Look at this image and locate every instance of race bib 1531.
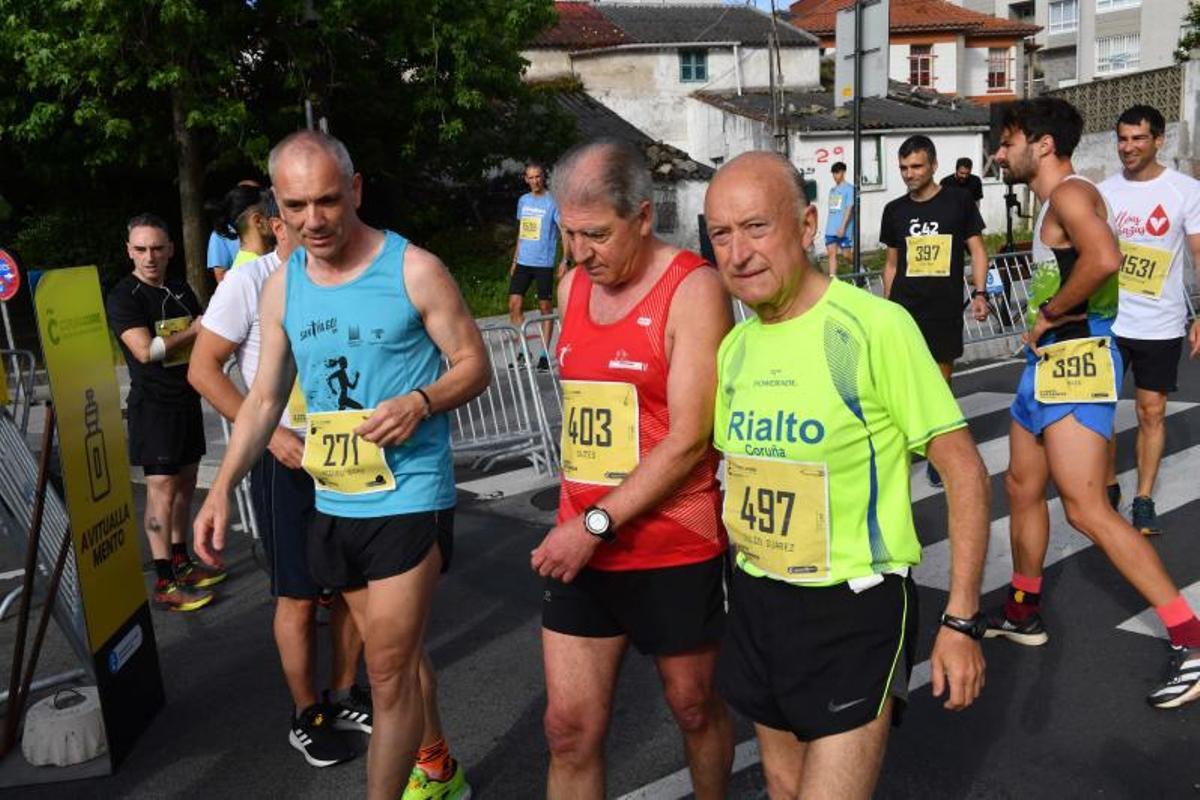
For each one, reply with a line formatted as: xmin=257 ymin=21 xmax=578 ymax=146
xmin=1118 ymin=240 xmax=1172 ymax=299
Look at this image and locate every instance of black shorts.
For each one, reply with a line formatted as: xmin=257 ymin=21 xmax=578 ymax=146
xmin=250 ymin=451 xmax=321 ymax=599
xmin=912 ymin=315 xmax=964 ymax=364
xmin=541 ymin=554 xmax=727 ymax=656
xmin=307 ymin=508 xmax=454 ymax=590
xmin=1116 ymin=336 xmax=1182 ymax=393
xmin=127 ymin=397 xmax=206 ymax=475
xmin=717 ymin=570 xmax=917 ymax=742
xmin=508 ymin=264 xmax=554 ymax=301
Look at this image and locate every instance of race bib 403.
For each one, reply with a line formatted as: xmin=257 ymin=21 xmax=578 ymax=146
xmin=302 ymin=410 xmax=395 ymax=495
xmin=560 ymin=380 xmax=639 ymax=486
xmin=905 ymin=234 xmax=953 ymax=277
xmin=1034 ymin=337 xmax=1117 ymax=405
xmin=723 ymin=455 xmax=830 ymax=582
xmin=1118 ymin=240 xmax=1172 ymax=299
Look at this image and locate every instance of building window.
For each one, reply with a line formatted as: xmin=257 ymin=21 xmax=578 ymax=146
xmin=987 ymin=48 xmax=1011 ymax=90
xmin=679 ymin=49 xmax=708 ymax=83
xmin=654 ymin=184 xmax=678 ymax=233
xmin=1096 ymin=0 xmax=1139 ymax=11
xmin=863 ymin=136 xmax=884 ymax=187
xmin=909 ymin=45 xmax=934 ymax=88
xmin=1048 ymin=0 xmax=1078 ymax=33
xmin=1096 ymin=33 xmax=1140 ymax=74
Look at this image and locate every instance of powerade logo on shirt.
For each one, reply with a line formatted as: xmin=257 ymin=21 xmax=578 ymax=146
xmin=726 ymin=409 xmax=825 ymax=457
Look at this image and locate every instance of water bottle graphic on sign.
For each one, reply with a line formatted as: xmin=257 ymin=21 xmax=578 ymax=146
xmin=84 ymin=389 xmax=111 ymax=501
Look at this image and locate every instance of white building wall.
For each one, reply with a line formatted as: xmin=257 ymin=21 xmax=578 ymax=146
xmin=559 ymin=46 xmax=817 ymax=150
xmin=887 ymin=41 xmax=959 ymax=92
xmin=523 ymin=50 xmax=574 ymax=81
xmin=657 ymin=180 xmax=709 ymax=251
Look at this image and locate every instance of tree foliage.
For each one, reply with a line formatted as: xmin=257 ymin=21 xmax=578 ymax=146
xmin=0 ymin=0 xmax=574 ymax=295
xmin=1177 ymin=0 xmax=1200 ymax=61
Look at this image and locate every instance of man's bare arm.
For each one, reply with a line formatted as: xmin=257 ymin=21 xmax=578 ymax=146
xmin=928 ymin=427 xmax=990 ymax=618
xmin=883 ymin=247 xmax=899 ymax=297
xmin=1188 ymin=233 xmax=1200 ymax=358
xmin=589 ymin=268 xmax=733 ymax=529
xmin=188 ymin=329 xmax=243 ymax=422
xmin=967 ymin=235 xmax=989 ymax=294
xmin=926 ymin=426 xmax=990 ymax=710
xmin=118 ymin=319 xmax=201 ymax=364
xmin=207 ymin=269 xmax=296 ymax=494
xmin=355 ymin=245 xmax=489 ymax=446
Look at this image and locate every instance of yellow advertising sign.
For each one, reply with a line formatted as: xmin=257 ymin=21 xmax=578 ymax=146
xmin=35 ymin=267 xmax=146 ymax=651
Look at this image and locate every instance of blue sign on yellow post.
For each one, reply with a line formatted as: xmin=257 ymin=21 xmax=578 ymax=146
xmin=33 ymin=266 xmax=163 ymax=767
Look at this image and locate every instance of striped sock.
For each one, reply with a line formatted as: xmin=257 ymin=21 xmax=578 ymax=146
xmin=1004 ymin=572 xmax=1043 ymax=622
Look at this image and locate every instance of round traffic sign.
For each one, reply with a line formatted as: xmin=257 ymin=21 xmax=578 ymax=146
xmin=0 ymin=249 xmax=20 ymax=302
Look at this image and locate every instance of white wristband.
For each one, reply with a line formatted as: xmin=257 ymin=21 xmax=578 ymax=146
xmin=148 ymin=336 xmax=167 ymax=362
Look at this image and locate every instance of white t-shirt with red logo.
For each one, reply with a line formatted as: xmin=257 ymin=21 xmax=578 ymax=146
xmin=1100 ymin=167 xmax=1200 ymax=340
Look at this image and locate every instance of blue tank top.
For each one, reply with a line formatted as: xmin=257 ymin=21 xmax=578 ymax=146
xmin=283 ymin=231 xmax=454 ymax=517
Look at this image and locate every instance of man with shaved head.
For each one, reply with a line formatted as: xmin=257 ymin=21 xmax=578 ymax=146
xmin=532 ymin=138 xmax=734 ymax=799
xmin=705 ymin=151 xmax=989 ymax=799
xmin=194 ymin=130 xmax=488 ymax=800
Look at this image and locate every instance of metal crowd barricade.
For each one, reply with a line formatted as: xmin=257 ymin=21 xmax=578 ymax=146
xmin=448 ymin=323 xmax=556 ymax=473
xmin=519 ymin=313 xmax=563 ymax=470
xmin=217 ymin=361 xmax=263 ymax=566
xmin=0 ymin=411 xmax=92 ymax=673
xmin=0 ymin=349 xmax=37 ymax=435
xmin=961 ymin=251 xmax=1034 ymax=345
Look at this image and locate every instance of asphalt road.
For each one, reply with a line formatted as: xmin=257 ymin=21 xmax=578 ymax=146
xmin=4 ymin=351 xmax=1200 ymax=798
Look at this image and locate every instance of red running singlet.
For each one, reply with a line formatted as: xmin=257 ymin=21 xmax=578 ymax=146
xmin=556 ymin=249 xmax=726 ymax=571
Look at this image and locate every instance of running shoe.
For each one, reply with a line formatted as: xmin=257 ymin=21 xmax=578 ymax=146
xmin=536 ymin=354 xmax=551 ymax=373
xmin=1106 ymin=483 xmax=1121 ymax=512
xmin=507 ymin=352 xmax=527 ymax=370
xmin=289 ymin=704 xmax=356 ymax=768
xmin=983 ymin=609 xmax=1049 ymax=646
xmin=1131 ymin=496 xmax=1161 ymax=536
xmin=1147 ymin=646 xmax=1200 ymax=709
xmin=153 ymin=581 xmax=213 ymax=612
xmin=403 ymin=759 xmax=472 ymax=800
xmin=926 ymin=462 xmax=943 ymax=489
xmin=327 ymin=684 xmax=373 ymax=734
xmin=174 ymin=558 xmax=227 ymax=588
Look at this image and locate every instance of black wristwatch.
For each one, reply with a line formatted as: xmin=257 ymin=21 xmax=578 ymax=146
xmin=971 ymin=289 xmax=987 ymax=299
xmin=583 ymin=505 xmax=616 ymax=543
xmin=940 ymin=612 xmax=988 ymax=640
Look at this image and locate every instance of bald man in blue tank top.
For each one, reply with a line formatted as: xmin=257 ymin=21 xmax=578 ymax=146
xmin=194 ymin=131 xmax=489 ymax=799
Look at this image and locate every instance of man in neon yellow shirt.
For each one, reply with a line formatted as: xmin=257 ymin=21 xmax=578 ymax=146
xmin=704 ymin=151 xmax=990 ymax=799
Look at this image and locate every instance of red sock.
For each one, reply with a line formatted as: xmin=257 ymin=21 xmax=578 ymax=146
xmin=1004 ymin=573 xmax=1043 ymax=622
xmin=416 ymin=737 xmax=453 ymax=781
xmin=1155 ymin=596 xmax=1200 ymax=648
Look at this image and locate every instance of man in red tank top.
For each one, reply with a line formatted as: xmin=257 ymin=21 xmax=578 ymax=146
xmin=530 ymin=139 xmax=735 ymax=799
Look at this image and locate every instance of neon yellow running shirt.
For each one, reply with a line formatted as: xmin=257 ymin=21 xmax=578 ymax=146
xmin=714 ymin=278 xmax=966 ymax=587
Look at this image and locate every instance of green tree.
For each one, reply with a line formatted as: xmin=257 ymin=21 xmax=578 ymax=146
xmin=0 ymin=0 xmax=570 ymax=297
xmin=1178 ymin=0 xmax=1200 ymax=61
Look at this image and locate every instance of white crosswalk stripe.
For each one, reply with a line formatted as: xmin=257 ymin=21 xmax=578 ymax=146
xmin=621 ymin=390 xmax=1200 ymax=800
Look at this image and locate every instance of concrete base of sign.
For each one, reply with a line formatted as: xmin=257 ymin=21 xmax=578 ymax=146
xmin=22 ymin=686 xmax=107 ymax=767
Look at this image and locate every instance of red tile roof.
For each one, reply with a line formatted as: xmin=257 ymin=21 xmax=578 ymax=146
xmin=788 ymin=0 xmax=1039 ymax=38
xmin=529 ymin=2 xmax=630 ymax=49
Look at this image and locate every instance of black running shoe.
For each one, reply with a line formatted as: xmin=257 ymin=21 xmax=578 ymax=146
xmin=328 ymin=684 xmax=373 ymax=734
xmin=926 ymin=462 xmax=943 ymax=489
xmin=1131 ymin=496 xmax=1160 ymax=536
xmin=983 ymin=609 xmax=1049 ymax=646
xmin=1106 ymin=483 xmax=1121 ymax=511
xmin=536 ymin=354 xmax=550 ymax=373
xmin=507 ymin=352 xmax=527 ymax=370
xmin=1147 ymin=646 xmax=1200 ymax=709
xmin=289 ymin=705 xmax=355 ymax=768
